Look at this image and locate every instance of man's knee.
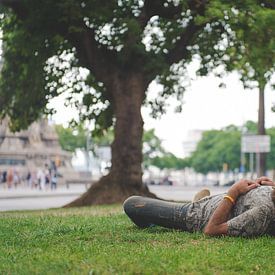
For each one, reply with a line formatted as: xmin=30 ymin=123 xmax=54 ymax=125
xmin=123 ymin=196 xmax=143 ymax=216
xmin=123 ymin=196 xmax=152 ymax=228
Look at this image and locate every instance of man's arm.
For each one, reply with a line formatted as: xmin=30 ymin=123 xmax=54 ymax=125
xmin=203 ymin=179 xmax=260 ymax=236
xmin=226 ymin=204 xmax=273 ymax=237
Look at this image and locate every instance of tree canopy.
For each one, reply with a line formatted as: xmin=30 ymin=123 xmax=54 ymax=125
xmin=219 ymin=6 xmax=275 ymax=176
xmin=55 ymin=124 xmax=87 ymax=152
xmin=151 ymin=153 xmax=188 ymax=170
xmin=1 ymin=1 xmax=273 ymax=130
xmin=190 ymin=126 xmax=241 ymax=174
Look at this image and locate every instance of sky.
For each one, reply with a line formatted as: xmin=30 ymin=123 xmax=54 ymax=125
xmin=49 ymin=65 xmax=275 ymax=158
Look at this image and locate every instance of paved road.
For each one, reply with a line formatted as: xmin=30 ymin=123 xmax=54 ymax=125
xmin=0 ymin=185 xmax=228 ymax=211
xmin=0 ymin=196 xmax=77 ymax=211
xmin=0 ymin=185 xmax=87 ymax=211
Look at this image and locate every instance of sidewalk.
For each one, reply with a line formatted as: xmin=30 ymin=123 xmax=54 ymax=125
xmin=0 ymin=184 xmax=87 ymax=199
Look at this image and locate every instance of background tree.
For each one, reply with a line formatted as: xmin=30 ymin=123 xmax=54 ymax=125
xmin=190 ymin=126 xmax=241 ymax=174
xmin=243 ymin=121 xmax=258 ymax=134
xmin=237 ymin=9 xmax=274 ymax=176
xmin=142 ymin=129 xmax=165 ymax=169
xmin=56 ymin=123 xmax=94 ymax=169
xmin=266 ymin=127 xmax=275 ymax=179
xmin=0 ymin=1 xmax=273 ymax=205
xmin=151 ymin=153 xmax=188 ymax=170
xmin=190 ymin=122 xmax=275 ymax=175
xmin=55 ymin=124 xmax=87 ymax=153
xmin=56 ymin=125 xmax=187 ymax=170
xmin=143 ymin=129 xmax=188 ymax=170
xmin=220 ymin=6 xmax=275 ymax=176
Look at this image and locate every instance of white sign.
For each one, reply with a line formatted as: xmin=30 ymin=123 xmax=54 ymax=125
xmin=241 ymin=135 xmax=271 ymax=153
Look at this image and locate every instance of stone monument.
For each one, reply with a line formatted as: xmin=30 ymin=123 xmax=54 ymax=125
xmin=0 ymin=117 xmax=91 ymax=185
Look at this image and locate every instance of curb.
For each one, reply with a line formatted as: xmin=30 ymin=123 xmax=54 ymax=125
xmin=0 ymin=192 xmax=84 ymax=200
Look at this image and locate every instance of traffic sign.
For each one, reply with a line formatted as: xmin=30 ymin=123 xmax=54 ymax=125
xmin=241 ymin=135 xmax=270 ymax=153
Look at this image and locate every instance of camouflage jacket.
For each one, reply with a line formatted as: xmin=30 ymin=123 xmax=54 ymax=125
xmin=185 ymin=186 xmax=275 ymax=237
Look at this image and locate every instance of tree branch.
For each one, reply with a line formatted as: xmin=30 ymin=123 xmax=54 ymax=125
xmin=187 ymin=0 xmax=209 ymax=16
xmin=262 ymin=0 xmax=275 ymax=9
xmin=165 ymin=0 xmax=209 ymax=65
xmin=67 ymin=27 xmax=118 ymax=82
xmin=165 ymin=20 xmax=204 ymax=65
xmin=0 ymin=0 xmax=28 ymax=18
xmin=138 ymin=0 xmax=182 ymax=29
xmin=0 ymin=0 xmax=118 ymax=85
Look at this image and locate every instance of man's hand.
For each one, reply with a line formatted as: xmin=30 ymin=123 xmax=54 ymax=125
xmin=256 ymin=177 xmax=275 ymax=187
xmin=228 ymin=179 xmax=260 ymax=201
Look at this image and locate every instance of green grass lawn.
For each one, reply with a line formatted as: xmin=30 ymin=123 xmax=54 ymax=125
xmin=0 ymin=205 xmax=274 ymax=275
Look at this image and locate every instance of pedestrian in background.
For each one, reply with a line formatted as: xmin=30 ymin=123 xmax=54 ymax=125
xmin=51 ymin=171 xmax=57 ymax=190
xmin=7 ymin=168 xmax=13 ymax=189
xmin=37 ymin=169 xmax=46 ymax=190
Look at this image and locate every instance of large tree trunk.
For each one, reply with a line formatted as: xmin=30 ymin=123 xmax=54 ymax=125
xmin=65 ymin=72 xmax=156 ymax=207
xmin=257 ymin=84 xmax=266 ymax=177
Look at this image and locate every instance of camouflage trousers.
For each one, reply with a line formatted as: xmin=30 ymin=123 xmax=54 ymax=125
xmin=123 ymin=196 xmax=190 ymax=230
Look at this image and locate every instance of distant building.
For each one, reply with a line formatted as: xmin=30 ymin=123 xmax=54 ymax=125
xmin=0 ymin=118 xmax=91 ymax=184
xmin=182 ymin=130 xmax=203 ymax=158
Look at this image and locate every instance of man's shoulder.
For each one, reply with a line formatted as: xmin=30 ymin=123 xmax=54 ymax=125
xmin=244 ymin=186 xmax=272 ymax=199
xmin=236 ymin=186 xmax=274 ymax=210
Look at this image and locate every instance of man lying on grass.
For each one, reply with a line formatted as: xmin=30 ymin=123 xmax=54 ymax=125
xmin=124 ymin=177 xmax=275 ymax=237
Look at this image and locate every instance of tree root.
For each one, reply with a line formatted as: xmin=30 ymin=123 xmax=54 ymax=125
xmin=64 ymin=174 xmax=157 ymax=207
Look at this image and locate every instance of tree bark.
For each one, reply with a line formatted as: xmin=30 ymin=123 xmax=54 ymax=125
xmin=257 ymin=84 xmax=266 ymax=177
xmin=110 ymin=72 xmax=145 ymax=187
xmin=65 ymin=72 xmax=156 ymax=206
